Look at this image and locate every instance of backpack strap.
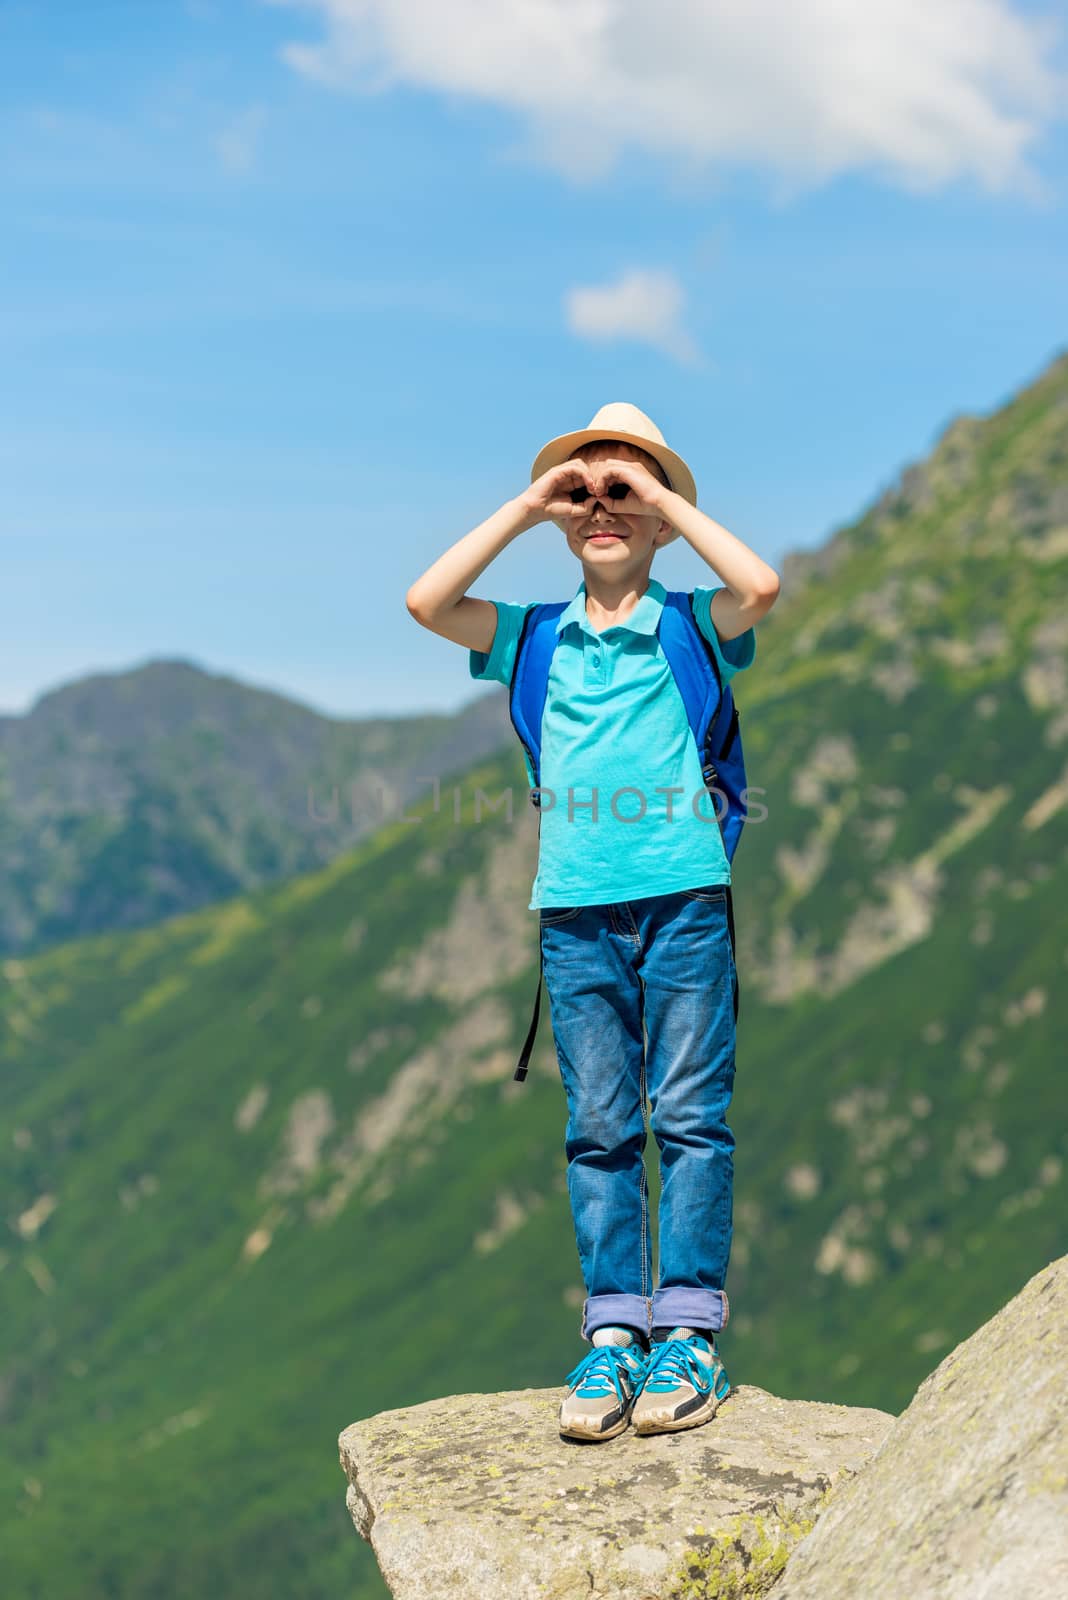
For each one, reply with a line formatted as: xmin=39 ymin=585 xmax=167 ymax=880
xmin=509 ymin=601 xmax=568 ymax=799
xmin=658 ymin=590 xmax=729 ymax=790
xmin=508 ymin=603 xmax=566 ymax=1081
xmin=513 ymin=931 xmax=544 ymax=1083
xmin=725 ymin=882 xmax=739 ymax=1027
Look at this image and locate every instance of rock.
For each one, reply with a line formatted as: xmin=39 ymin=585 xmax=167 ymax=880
xmin=338 ymin=1383 xmax=893 ymax=1600
xmin=774 ymin=1253 xmax=1068 ymax=1600
xmin=339 ymin=1259 xmax=1068 ymax=1597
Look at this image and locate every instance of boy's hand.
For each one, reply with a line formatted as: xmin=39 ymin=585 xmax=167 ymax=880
xmin=519 ymin=456 xmax=673 ymax=531
xmin=519 ymin=460 xmax=601 ymax=528
xmin=583 ymin=457 xmax=670 ymax=521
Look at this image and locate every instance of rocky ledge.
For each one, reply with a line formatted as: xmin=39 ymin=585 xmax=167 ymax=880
xmin=339 ymin=1381 xmax=892 ymax=1598
xmin=339 ymin=1253 xmax=1068 ymax=1599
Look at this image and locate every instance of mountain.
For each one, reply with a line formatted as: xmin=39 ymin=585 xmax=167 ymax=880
xmin=0 ymin=657 xmax=512 ymax=957
xmin=2 ymin=346 xmax=1067 ymax=1599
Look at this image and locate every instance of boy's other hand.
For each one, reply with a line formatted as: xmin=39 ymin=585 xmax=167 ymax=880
xmin=519 ymin=459 xmax=602 ymax=528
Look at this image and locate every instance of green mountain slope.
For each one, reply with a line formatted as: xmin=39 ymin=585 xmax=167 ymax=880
xmin=3 ymin=348 xmax=1067 ymax=1598
xmin=0 ymin=657 xmax=511 ymax=957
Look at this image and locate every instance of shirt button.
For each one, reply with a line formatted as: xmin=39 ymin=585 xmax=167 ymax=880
xmin=592 ymin=653 xmax=601 ymax=665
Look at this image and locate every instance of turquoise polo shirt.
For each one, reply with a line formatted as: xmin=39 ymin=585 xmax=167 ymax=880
xmin=468 ymin=575 xmax=756 ymax=910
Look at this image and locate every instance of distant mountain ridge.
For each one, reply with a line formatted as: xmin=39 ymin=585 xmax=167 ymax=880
xmin=0 ymin=655 xmax=512 ymax=955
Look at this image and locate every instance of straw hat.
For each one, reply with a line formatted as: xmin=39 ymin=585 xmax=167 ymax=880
xmin=530 ymin=401 xmax=697 ymax=507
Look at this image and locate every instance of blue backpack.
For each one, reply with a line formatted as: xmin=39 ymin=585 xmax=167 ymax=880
xmin=509 ymin=588 xmax=747 ymax=1081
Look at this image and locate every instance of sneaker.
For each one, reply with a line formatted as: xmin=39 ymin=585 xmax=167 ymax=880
xmin=558 ymin=1327 xmax=648 ymax=1441
xmin=631 ymin=1326 xmax=731 ymax=1435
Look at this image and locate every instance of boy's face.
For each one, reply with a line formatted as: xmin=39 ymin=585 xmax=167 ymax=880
xmin=552 ymin=442 xmax=678 ymax=575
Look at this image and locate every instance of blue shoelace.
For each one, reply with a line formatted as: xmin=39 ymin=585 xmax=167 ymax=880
xmin=565 ymin=1343 xmax=645 ymax=1404
xmin=642 ymin=1336 xmax=726 ymax=1397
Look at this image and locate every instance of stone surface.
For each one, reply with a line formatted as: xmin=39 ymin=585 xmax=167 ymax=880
xmin=775 ymin=1253 xmax=1068 ymax=1600
xmin=338 ymin=1382 xmax=893 ymax=1600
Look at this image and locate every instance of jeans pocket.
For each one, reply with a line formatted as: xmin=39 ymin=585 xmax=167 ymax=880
xmin=539 ymin=905 xmax=584 ymax=926
xmin=680 ymin=883 xmax=728 ymax=903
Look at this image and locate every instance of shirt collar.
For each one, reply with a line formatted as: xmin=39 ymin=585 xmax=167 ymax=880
xmin=555 ymin=576 xmax=666 ymax=636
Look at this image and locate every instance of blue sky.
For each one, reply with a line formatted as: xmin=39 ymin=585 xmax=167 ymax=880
xmin=2 ymin=0 xmax=1067 ymax=718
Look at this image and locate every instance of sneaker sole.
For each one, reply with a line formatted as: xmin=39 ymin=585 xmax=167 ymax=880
xmin=632 ymin=1383 xmax=731 ymax=1436
xmin=559 ymin=1408 xmax=633 ymax=1442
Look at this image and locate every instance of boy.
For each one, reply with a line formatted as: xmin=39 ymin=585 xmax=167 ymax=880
xmin=406 ymin=402 xmax=780 ymax=1440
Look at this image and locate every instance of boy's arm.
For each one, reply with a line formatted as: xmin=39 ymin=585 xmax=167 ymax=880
xmin=664 ymin=494 xmax=780 ymax=641
xmin=405 ymin=459 xmax=599 ymax=653
xmin=405 ymin=495 xmax=537 ymax=654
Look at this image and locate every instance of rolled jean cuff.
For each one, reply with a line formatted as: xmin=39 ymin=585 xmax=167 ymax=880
xmin=652 ymin=1287 xmax=730 ymax=1333
xmin=582 ymin=1293 xmax=651 ymax=1341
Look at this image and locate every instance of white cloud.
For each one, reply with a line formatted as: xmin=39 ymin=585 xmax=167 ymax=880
xmin=264 ymin=0 xmax=1065 ymax=197
xmin=565 ymin=268 xmax=701 ymax=365
xmin=216 ymin=105 xmax=267 ymax=175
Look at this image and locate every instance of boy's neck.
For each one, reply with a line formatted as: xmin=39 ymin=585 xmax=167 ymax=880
xmin=581 ymin=565 xmax=655 ymax=624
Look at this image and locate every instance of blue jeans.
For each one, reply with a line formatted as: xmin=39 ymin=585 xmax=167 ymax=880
xmin=540 ymin=884 xmax=737 ymax=1341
